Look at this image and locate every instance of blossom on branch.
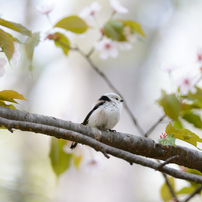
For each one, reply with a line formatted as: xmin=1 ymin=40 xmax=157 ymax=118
xmin=175 ymin=73 xmax=198 ymax=95
xmin=79 ymin=2 xmax=102 ymax=19
xmin=0 ymin=58 xmax=7 ymax=77
xmin=110 ymin=0 xmax=128 ymax=14
xmin=94 ymin=38 xmax=118 ymax=60
xmin=83 ymin=156 xmax=105 ymax=175
xmin=197 ymin=47 xmax=202 ymax=64
xmin=160 ymin=64 xmax=179 ymax=73
xmin=36 ymin=3 xmax=54 ymax=15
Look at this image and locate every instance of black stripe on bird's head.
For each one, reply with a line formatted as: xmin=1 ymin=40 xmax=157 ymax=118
xmin=98 ymin=95 xmax=111 ymax=102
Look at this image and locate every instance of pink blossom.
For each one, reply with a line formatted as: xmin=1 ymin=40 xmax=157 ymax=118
xmin=160 ymin=64 xmax=179 ymax=73
xmin=79 ymin=2 xmax=102 ymax=19
xmin=110 ymin=0 xmax=128 ymax=14
xmin=197 ymin=47 xmax=202 ymax=64
xmin=36 ymin=4 xmax=54 ymax=15
xmin=0 ymin=58 xmax=7 ymax=77
xmin=175 ymin=73 xmax=198 ymax=95
xmin=94 ymin=38 xmax=118 ymax=60
xmin=83 ymin=156 xmax=105 ymax=175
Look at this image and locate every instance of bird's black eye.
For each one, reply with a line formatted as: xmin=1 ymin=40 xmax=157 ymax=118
xmin=116 ymin=97 xmax=119 ymax=100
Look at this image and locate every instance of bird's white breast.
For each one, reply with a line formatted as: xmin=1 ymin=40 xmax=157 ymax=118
xmin=87 ymin=102 xmax=121 ymax=130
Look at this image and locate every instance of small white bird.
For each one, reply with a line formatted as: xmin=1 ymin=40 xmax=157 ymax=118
xmin=70 ymin=93 xmax=124 ymax=149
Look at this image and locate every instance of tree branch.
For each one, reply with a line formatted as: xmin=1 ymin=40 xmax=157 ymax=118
xmin=0 ymin=106 xmax=202 ymax=184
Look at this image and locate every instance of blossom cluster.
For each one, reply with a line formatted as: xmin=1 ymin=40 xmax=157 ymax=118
xmin=160 ymin=48 xmax=202 ymax=95
xmin=80 ymin=1 xmax=135 ymax=60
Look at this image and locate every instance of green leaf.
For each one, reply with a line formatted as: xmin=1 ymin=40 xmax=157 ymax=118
xmin=173 ymin=119 xmax=183 ymax=129
xmin=182 ymin=112 xmax=202 ymax=129
xmin=158 ymin=134 xmax=176 ymax=146
xmin=53 ymin=32 xmax=70 ymax=56
xmin=165 ymin=122 xmax=202 ymax=147
xmin=183 ymin=87 xmax=202 ymax=108
xmin=0 ymin=100 xmax=16 ymax=109
xmin=54 ymin=15 xmax=89 ymax=34
xmin=157 ymin=90 xmax=181 ymax=120
xmin=103 ymin=19 xmax=126 ymax=41
xmin=0 ymin=28 xmax=14 ymax=60
xmin=122 ymin=20 xmax=145 ymax=37
xmin=73 ymin=154 xmax=82 ymax=169
xmin=49 ymin=138 xmax=72 ymax=177
xmin=0 ymin=90 xmax=26 ymax=104
xmin=0 ymin=18 xmax=32 ymax=36
xmin=177 ymin=186 xmax=196 ymax=195
xmin=160 ymin=177 xmax=175 ymax=202
xmin=24 ymin=32 xmax=40 ymax=70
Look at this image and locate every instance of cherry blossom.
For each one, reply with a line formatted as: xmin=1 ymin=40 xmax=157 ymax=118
xmin=79 ymin=2 xmax=102 ymax=19
xmin=0 ymin=58 xmax=7 ymax=77
xmin=197 ymin=47 xmax=202 ymax=64
xmin=11 ymin=42 xmax=20 ymax=65
xmin=175 ymin=73 xmax=198 ymax=95
xmin=36 ymin=3 xmax=54 ymax=15
xmin=83 ymin=156 xmax=105 ymax=175
xmin=94 ymin=38 xmax=118 ymax=60
xmin=160 ymin=64 xmax=179 ymax=73
xmin=110 ymin=0 xmax=128 ymax=14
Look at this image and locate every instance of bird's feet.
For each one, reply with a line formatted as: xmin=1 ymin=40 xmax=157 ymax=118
xmin=108 ymin=129 xmax=116 ymax=132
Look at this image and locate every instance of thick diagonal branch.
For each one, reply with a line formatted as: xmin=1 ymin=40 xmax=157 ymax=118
xmin=0 ymin=106 xmax=202 ymax=175
xmin=0 ymin=111 xmax=202 ymax=184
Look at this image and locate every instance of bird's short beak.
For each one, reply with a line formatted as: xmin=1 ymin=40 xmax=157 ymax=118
xmin=120 ymin=99 xmax=124 ymax=102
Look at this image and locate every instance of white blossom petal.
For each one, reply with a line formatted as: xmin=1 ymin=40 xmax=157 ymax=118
xmin=110 ymin=0 xmax=128 ymax=14
xmin=94 ymin=38 xmax=119 ymax=60
xmin=175 ymin=73 xmax=199 ymax=95
xmin=160 ymin=64 xmax=180 ymax=73
xmin=79 ymin=2 xmax=102 ymax=19
xmin=83 ymin=156 xmax=105 ymax=175
xmin=36 ymin=4 xmax=54 ymax=15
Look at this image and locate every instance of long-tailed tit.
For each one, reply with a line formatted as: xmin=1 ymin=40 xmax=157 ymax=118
xmin=70 ymin=93 xmax=124 ymax=149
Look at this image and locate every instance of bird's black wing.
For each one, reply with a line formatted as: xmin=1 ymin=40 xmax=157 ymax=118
xmin=82 ymin=101 xmax=105 ymax=125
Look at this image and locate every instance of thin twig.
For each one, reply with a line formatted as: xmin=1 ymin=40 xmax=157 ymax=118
xmin=162 ymin=172 xmax=179 ymax=202
xmin=183 ymin=185 xmax=202 ymax=202
xmin=157 ymin=155 xmax=179 ymax=170
xmin=76 ymin=46 xmax=145 ymax=135
xmin=144 ymin=114 xmax=166 ymax=137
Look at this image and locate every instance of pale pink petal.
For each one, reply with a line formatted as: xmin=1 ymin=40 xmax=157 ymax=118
xmin=79 ymin=2 xmax=102 ymax=19
xmin=175 ymin=73 xmax=199 ymax=95
xmin=94 ymin=38 xmax=119 ymax=60
xmin=36 ymin=4 xmax=54 ymax=15
xmin=83 ymin=156 xmax=105 ymax=175
xmin=197 ymin=47 xmax=202 ymax=64
xmin=110 ymin=0 xmax=128 ymax=14
xmin=160 ymin=64 xmax=180 ymax=73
